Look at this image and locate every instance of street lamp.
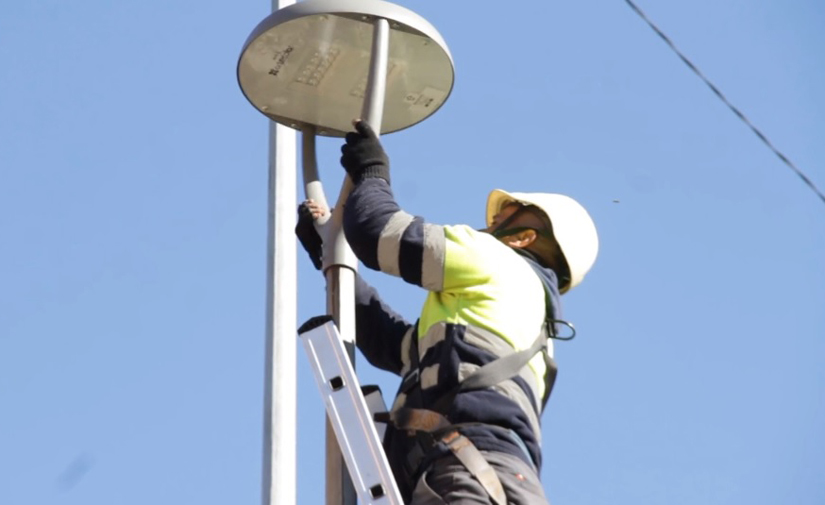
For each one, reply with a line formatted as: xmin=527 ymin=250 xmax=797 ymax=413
xmin=237 ymin=1 xmax=453 ymax=503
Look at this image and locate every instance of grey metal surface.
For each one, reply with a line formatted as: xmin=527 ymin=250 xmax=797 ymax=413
xmin=300 ymin=128 xmax=331 ymax=226
xmin=261 ymin=1 xmax=299 ymax=503
xmin=262 ymin=118 xmax=298 ymax=505
xmin=237 ymin=0 xmax=454 ymax=136
xmin=260 ymin=0 xmax=298 ymax=501
xmin=362 ymin=18 xmax=390 ymax=134
xmin=301 ymin=321 xmax=404 ymax=505
xmin=324 ymin=265 xmax=358 ymax=505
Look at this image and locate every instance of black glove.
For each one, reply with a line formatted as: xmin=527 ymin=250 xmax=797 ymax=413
xmin=340 ymin=121 xmax=390 ymax=183
xmin=295 ymin=202 xmax=323 ymax=270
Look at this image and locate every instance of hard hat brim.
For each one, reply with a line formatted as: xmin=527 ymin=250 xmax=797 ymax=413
xmin=485 ymin=189 xmax=599 ymax=294
xmin=486 ymin=189 xmax=522 ymax=227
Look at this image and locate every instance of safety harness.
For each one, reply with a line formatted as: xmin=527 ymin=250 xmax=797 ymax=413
xmin=379 ymin=255 xmax=573 ymax=504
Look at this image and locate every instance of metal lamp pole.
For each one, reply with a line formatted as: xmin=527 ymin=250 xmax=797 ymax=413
xmin=261 ymin=1 xmax=297 ymax=505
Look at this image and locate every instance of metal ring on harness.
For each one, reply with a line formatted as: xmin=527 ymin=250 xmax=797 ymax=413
xmin=548 ymin=318 xmax=576 ymax=341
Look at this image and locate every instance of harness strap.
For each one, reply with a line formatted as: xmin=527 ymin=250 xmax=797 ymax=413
xmin=443 ymin=431 xmax=507 ymax=505
xmin=431 ymin=329 xmax=556 ymax=414
xmin=390 ymin=408 xmax=506 ymax=505
xmin=390 ymin=406 xmax=451 ymax=433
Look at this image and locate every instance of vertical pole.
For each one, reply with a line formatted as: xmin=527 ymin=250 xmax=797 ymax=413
xmin=262 ymin=123 xmax=298 ymax=505
xmin=304 ymin=123 xmax=357 ymax=505
xmin=301 ymin=129 xmax=330 ymax=225
xmin=262 ymin=3 xmax=296 ymax=505
xmin=322 ymin=17 xmax=391 ymax=505
xmin=323 ymin=256 xmax=357 ymax=505
xmin=362 ymin=19 xmax=390 ymax=133
xmin=322 ymin=138 xmax=359 ymax=505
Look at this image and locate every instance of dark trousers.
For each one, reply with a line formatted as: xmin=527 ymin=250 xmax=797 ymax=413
xmin=410 ymin=451 xmax=550 ymax=505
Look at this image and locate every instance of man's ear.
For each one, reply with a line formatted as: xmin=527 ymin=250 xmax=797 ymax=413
xmin=502 ymin=229 xmax=537 ymax=249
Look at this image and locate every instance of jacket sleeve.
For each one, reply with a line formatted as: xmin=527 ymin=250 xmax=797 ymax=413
xmin=354 ymin=273 xmax=412 ymax=375
xmin=343 ymin=178 xmax=447 ymax=291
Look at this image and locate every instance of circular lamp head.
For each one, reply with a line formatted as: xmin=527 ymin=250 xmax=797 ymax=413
xmin=237 ymin=0 xmax=454 ymax=136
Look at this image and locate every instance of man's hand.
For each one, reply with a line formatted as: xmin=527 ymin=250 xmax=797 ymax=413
xmin=295 ymin=200 xmax=328 ymax=270
xmin=340 ymin=120 xmax=390 ymax=183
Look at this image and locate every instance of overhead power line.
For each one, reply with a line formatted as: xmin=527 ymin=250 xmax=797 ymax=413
xmin=624 ymin=0 xmax=825 ymax=206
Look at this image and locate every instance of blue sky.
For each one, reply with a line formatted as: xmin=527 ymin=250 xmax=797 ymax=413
xmin=1 ymin=1 xmax=823 ymax=504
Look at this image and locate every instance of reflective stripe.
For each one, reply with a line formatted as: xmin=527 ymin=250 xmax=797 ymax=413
xmin=421 ymin=223 xmax=446 ymax=291
xmin=494 ymin=380 xmax=542 ymax=445
xmin=420 ymin=364 xmax=440 ymax=390
xmin=391 ymin=392 xmax=407 ymax=413
xmin=418 ymin=323 xmax=447 ymax=359
xmin=399 ymin=327 xmax=414 ymax=376
xmin=377 ymin=211 xmax=415 ymax=276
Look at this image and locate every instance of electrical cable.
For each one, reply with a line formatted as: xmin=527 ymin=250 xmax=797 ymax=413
xmin=624 ymin=0 xmax=825 ymax=206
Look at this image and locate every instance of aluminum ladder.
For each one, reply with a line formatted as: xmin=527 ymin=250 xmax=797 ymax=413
xmin=298 ymin=316 xmax=403 ymax=505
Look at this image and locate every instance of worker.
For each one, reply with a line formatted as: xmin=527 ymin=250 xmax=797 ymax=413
xmin=296 ymin=121 xmax=599 ymax=504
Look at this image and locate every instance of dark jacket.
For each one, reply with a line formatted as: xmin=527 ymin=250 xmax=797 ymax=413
xmin=344 ymin=178 xmax=562 ymax=496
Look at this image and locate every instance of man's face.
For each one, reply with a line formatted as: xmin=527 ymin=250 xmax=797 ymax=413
xmin=486 ymin=202 xmax=569 ymax=285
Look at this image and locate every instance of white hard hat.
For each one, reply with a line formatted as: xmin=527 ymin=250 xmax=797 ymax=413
xmin=486 ymin=189 xmax=599 ymax=293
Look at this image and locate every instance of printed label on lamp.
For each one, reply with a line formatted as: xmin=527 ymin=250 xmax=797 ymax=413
xmin=407 ymin=87 xmax=447 ymax=114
